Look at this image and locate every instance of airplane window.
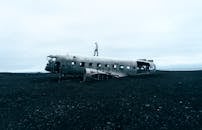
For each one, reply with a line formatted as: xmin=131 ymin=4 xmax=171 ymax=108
xmin=120 ymin=65 xmax=124 ymax=69
xmin=113 ymin=65 xmax=117 ymax=69
xmin=71 ymin=61 xmax=76 ymax=65
xmin=80 ymin=62 xmax=85 ymax=67
xmin=126 ymin=66 xmax=130 ymax=69
xmin=105 ymin=64 xmax=110 ymax=67
xmin=97 ymin=63 xmax=101 ymax=67
xmin=89 ymin=63 xmax=93 ymax=67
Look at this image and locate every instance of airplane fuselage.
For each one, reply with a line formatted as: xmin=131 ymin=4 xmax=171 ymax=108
xmin=45 ymin=54 xmax=156 ymax=80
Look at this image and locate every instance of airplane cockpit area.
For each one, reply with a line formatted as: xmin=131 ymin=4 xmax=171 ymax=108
xmin=45 ymin=55 xmax=61 ymax=73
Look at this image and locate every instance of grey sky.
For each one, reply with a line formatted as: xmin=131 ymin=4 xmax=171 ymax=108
xmin=0 ymin=0 xmax=202 ymax=72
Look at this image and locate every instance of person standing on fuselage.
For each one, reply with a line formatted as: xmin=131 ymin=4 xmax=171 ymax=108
xmin=94 ymin=42 xmax=98 ymax=56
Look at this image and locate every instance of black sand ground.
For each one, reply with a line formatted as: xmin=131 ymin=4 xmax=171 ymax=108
xmin=0 ymin=71 xmax=202 ymax=130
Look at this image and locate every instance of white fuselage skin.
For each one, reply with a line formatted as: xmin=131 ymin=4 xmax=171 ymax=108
xmin=45 ymin=54 xmax=156 ymax=78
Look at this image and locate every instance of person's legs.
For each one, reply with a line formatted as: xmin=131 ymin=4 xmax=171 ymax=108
xmin=94 ymin=49 xmax=98 ymax=56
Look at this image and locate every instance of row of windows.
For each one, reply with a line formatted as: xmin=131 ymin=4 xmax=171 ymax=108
xmin=71 ymin=61 xmax=135 ymax=70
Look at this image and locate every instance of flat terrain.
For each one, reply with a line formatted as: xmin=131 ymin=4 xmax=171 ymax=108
xmin=0 ymin=71 xmax=202 ymax=130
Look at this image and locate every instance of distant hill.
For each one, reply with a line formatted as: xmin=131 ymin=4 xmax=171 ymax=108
xmin=158 ymin=64 xmax=202 ymax=71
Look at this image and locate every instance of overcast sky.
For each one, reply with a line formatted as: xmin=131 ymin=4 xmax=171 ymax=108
xmin=1 ymin=0 xmax=202 ymax=72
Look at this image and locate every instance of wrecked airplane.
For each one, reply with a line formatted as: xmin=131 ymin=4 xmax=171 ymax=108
xmin=45 ymin=54 xmax=156 ymax=81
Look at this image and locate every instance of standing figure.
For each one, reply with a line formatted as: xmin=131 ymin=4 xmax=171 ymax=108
xmin=94 ymin=42 xmax=99 ymax=56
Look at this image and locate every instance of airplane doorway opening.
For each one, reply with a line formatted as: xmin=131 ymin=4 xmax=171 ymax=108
xmin=137 ymin=61 xmax=150 ymax=73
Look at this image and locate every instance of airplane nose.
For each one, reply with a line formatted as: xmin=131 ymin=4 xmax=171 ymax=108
xmin=45 ymin=61 xmax=61 ymax=73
